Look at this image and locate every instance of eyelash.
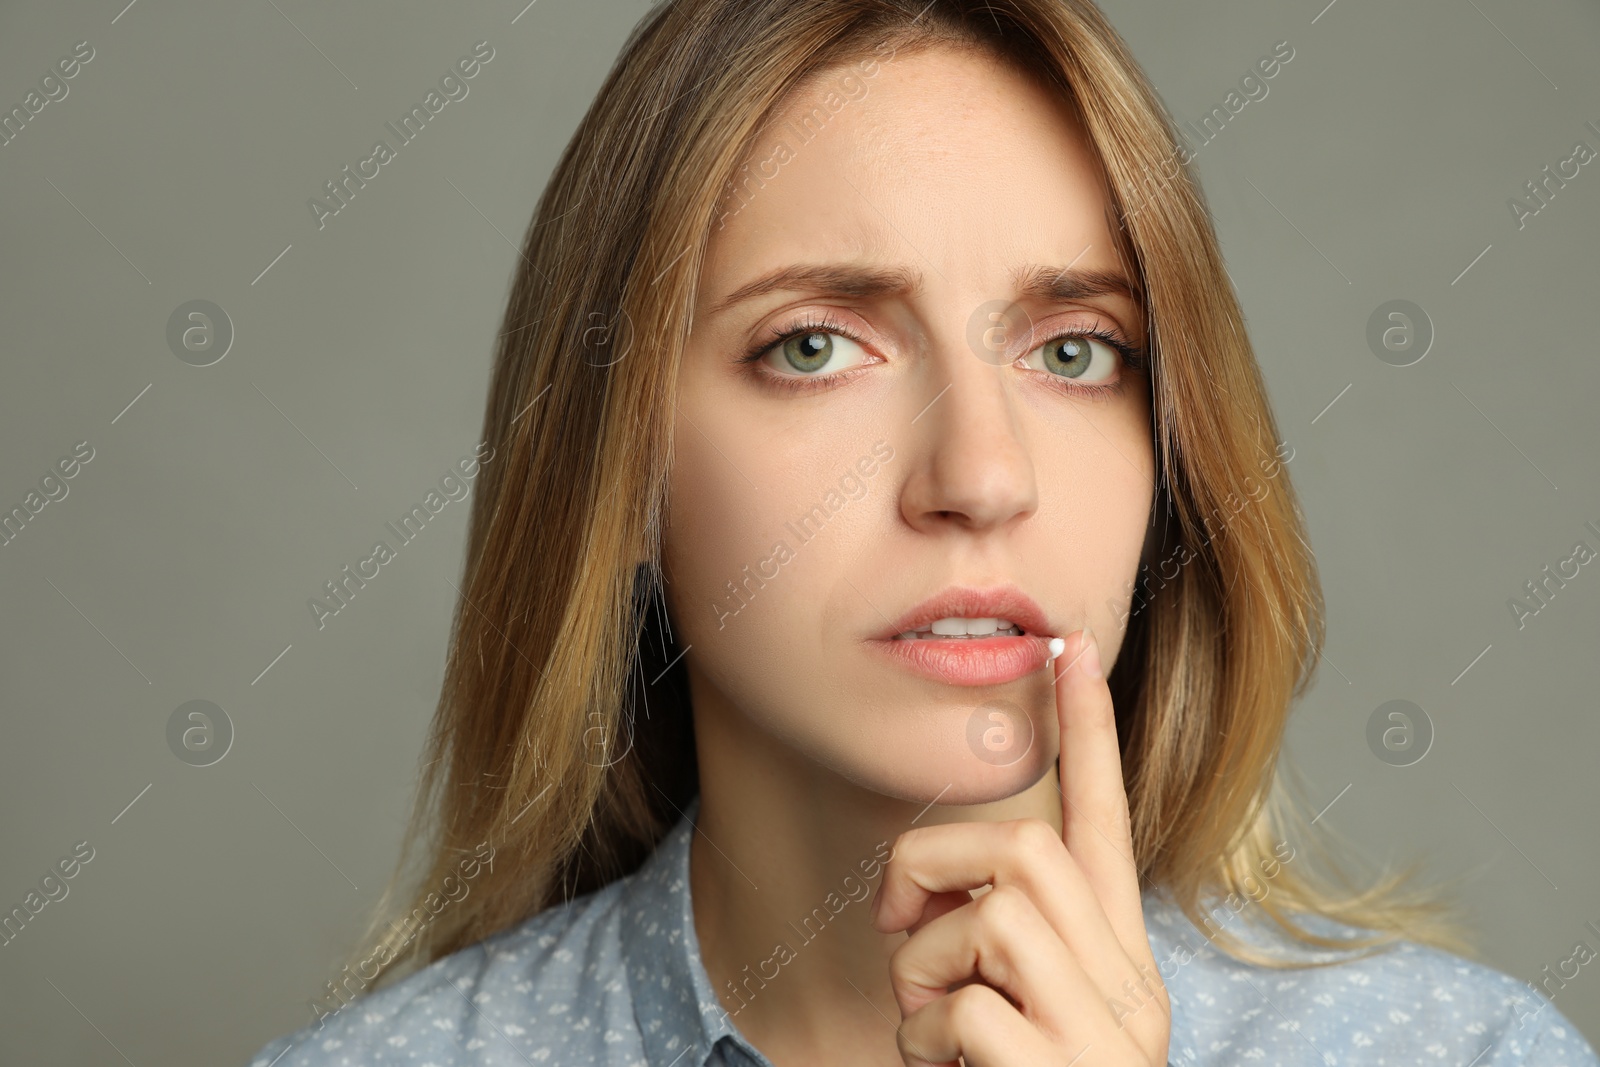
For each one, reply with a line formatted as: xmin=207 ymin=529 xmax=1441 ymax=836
xmin=739 ymin=313 xmax=1150 ymax=400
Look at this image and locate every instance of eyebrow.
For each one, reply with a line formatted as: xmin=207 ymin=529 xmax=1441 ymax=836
xmin=706 ymin=263 xmax=919 ymax=317
xmin=705 ymin=261 xmax=1137 ymax=317
xmin=1012 ymin=263 xmax=1138 ymax=304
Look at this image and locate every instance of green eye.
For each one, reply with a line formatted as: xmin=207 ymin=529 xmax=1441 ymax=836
xmin=1024 ymin=334 xmax=1117 ymax=382
xmin=781 ymin=332 xmax=833 ymax=373
xmin=760 ymin=328 xmax=872 ymax=377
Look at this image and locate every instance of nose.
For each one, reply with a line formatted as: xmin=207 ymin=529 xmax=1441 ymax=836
xmin=899 ymin=331 xmax=1039 ymax=536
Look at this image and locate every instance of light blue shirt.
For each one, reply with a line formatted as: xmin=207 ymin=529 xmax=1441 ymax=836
xmin=248 ymin=798 xmax=1598 ymax=1066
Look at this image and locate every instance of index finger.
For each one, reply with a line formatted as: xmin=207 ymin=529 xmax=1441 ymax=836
xmin=1054 ymin=626 xmax=1147 ymax=954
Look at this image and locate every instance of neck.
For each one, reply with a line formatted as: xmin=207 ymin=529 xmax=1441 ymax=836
xmin=687 ymin=672 xmax=1063 ymax=1065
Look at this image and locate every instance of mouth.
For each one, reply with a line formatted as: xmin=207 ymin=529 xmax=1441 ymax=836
xmin=892 ymin=618 xmax=1026 ymax=640
xmin=870 ymin=585 xmax=1056 ymax=687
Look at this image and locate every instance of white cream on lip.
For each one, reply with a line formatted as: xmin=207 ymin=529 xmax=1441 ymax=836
xmin=1047 ymin=637 xmax=1065 ymax=661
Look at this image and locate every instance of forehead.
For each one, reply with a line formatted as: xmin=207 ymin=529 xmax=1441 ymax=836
xmin=699 ymin=43 xmax=1123 ymax=302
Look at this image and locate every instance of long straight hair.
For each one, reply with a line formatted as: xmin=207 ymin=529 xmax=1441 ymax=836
xmin=336 ymin=0 xmax=1467 ymax=1004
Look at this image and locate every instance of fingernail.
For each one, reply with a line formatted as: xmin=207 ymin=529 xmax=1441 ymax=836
xmin=1078 ymin=627 xmax=1103 ymax=679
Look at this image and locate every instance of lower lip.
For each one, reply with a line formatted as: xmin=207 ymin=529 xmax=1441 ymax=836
xmin=871 ymin=634 xmax=1051 ymax=686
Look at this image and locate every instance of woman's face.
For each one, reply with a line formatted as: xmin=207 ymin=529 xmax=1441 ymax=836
xmin=664 ymin=43 xmax=1156 ymax=805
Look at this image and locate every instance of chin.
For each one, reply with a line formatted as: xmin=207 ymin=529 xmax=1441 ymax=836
xmin=825 ymin=731 xmax=1056 ymax=810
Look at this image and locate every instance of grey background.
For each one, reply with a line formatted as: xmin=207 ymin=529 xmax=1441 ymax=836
xmin=1 ymin=0 xmax=1596 ymax=1062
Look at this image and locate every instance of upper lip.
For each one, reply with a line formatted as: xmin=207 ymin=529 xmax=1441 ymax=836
xmin=877 ymin=584 xmax=1053 ymax=639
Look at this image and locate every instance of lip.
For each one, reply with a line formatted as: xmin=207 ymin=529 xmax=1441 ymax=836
xmin=869 ymin=584 xmax=1056 ymax=687
xmin=876 ymin=584 xmax=1053 ymax=639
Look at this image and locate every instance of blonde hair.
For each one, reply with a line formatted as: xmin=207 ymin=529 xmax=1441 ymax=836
xmin=317 ymin=0 xmax=1468 ymax=1017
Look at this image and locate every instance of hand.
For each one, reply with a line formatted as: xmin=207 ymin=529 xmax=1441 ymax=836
xmin=869 ymin=628 xmax=1171 ymax=1066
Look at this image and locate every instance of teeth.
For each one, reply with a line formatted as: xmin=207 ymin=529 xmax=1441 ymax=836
xmin=894 ymin=616 xmax=1025 ymax=640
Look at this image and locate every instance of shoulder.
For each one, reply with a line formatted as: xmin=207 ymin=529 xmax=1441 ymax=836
xmin=1142 ymin=894 xmax=1600 ymax=1066
xmin=244 ymin=878 xmax=641 ymax=1067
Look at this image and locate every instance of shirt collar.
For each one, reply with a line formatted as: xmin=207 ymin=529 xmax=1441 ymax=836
xmin=620 ymin=795 xmax=772 ymax=1067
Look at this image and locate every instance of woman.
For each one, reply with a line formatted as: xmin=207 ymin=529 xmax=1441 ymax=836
xmin=250 ymin=1 xmax=1597 ymax=1064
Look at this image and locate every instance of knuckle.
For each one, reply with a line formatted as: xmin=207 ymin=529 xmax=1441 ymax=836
xmin=881 ymin=829 xmax=920 ymax=880
xmin=894 ymin=1024 xmax=918 ymax=1059
xmin=895 ymin=1012 xmax=938 ymax=1061
xmin=1008 ymin=816 xmax=1059 ymax=857
xmin=888 ymin=826 xmax=924 ymax=864
xmin=974 ymin=882 xmax=1026 ymax=928
xmin=886 ymin=939 xmax=915 ymax=988
xmin=948 ymin=982 xmax=1003 ymax=1032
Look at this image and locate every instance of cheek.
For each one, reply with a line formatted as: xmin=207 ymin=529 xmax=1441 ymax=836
xmin=661 ymin=390 xmax=817 ymax=653
xmin=660 ymin=377 xmax=893 ymax=750
xmin=1033 ymin=397 xmax=1155 ymax=637
xmin=661 ymin=356 xmax=888 ymax=646
xmin=663 ymin=419 xmax=757 ymax=608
